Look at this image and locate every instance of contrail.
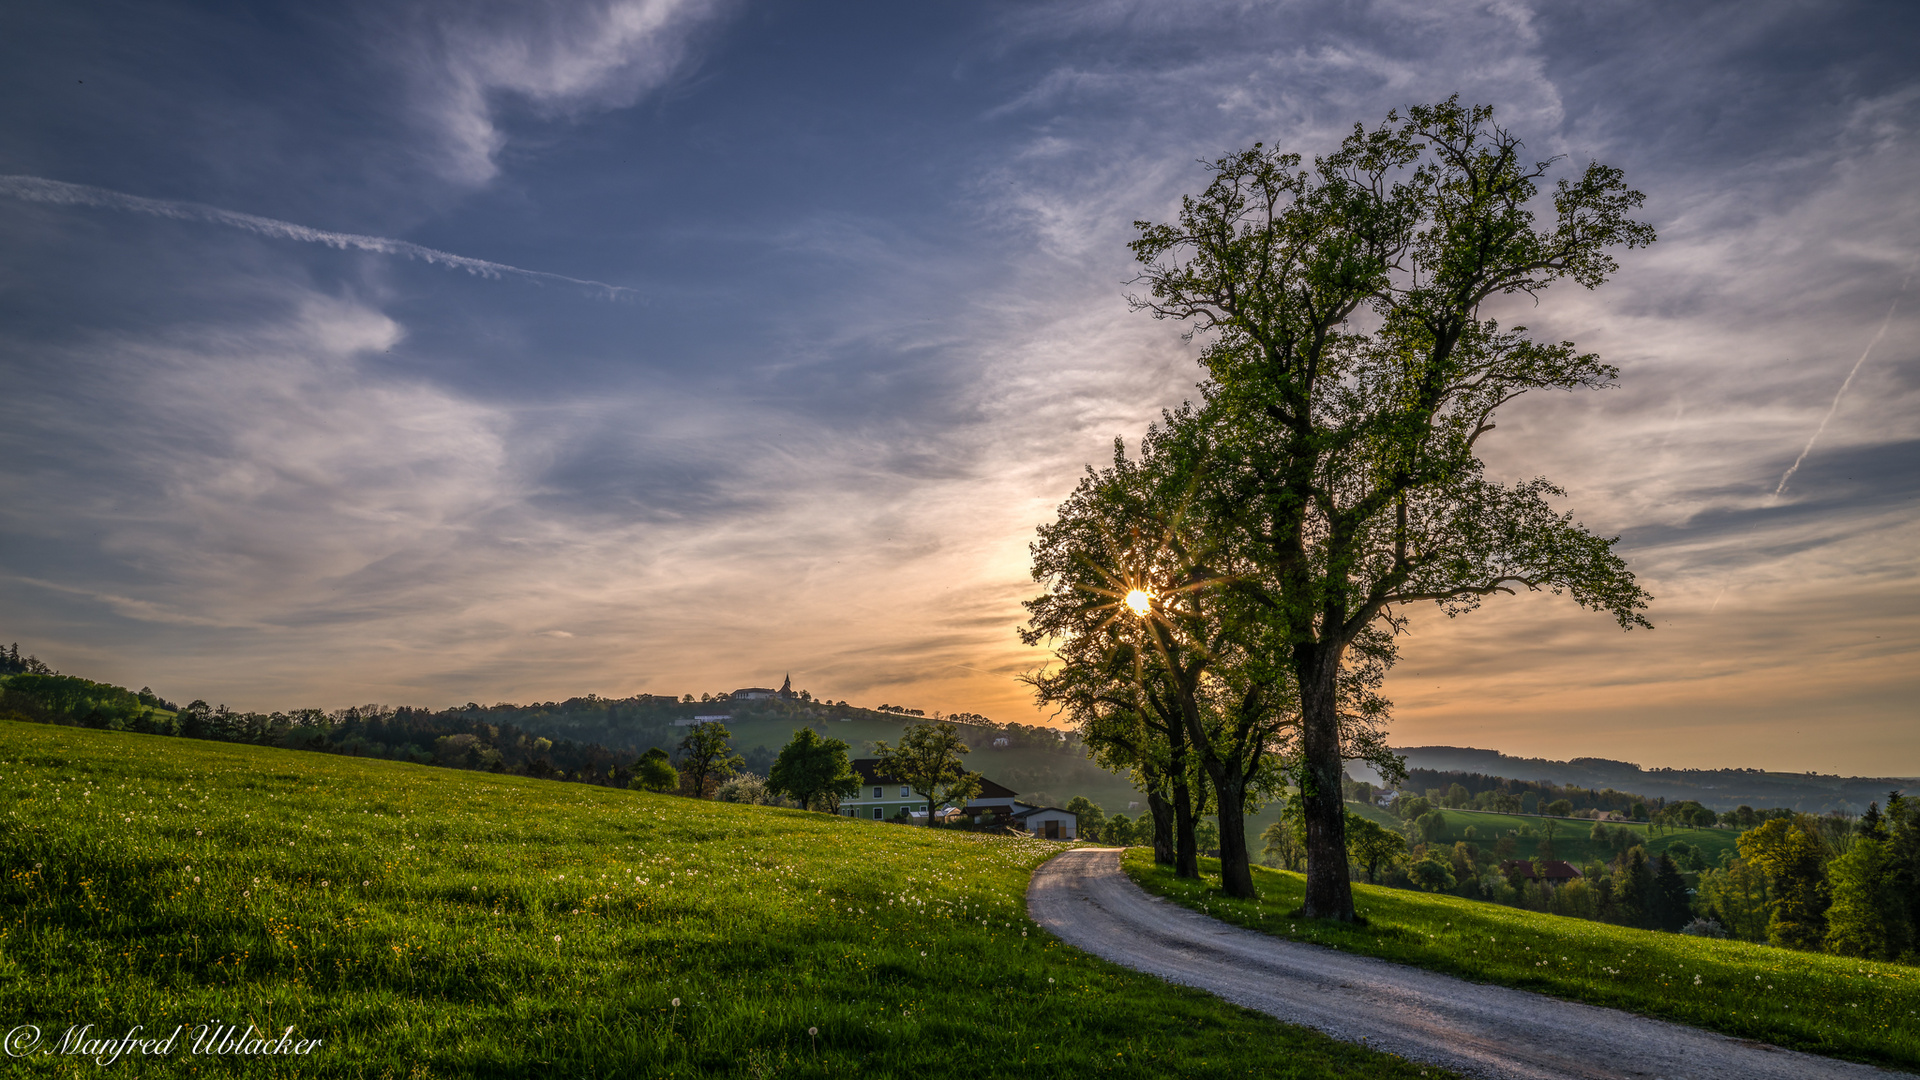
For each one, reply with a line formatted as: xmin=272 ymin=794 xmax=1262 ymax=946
xmin=0 ymin=174 xmax=632 ymax=299
xmin=1771 ymin=282 xmax=1907 ymax=498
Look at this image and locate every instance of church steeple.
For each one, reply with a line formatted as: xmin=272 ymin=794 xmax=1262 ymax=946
xmin=779 ymin=673 xmax=792 ymax=699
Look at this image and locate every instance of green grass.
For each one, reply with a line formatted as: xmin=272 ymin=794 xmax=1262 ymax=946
xmin=1124 ymin=850 xmax=1920 ymax=1071
xmin=1413 ymin=808 xmax=1739 ymax=866
xmin=0 ymin=721 xmax=1459 ymax=1079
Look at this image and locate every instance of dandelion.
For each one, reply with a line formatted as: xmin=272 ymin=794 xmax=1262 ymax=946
xmin=808 ymin=1027 xmax=818 ymax=1036
xmin=553 ymin=935 xmax=561 ymax=943
xmin=672 ymin=998 xmax=681 ymax=1007
xmin=193 ymin=876 xmax=200 ymax=883
xmin=321 ymin=880 xmax=329 ymax=888
xmin=363 ymin=880 xmax=370 ymax=886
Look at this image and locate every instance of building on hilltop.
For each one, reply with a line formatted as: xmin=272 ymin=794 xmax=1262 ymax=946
xmin=730 ymin=687 xmax=778 ymax=700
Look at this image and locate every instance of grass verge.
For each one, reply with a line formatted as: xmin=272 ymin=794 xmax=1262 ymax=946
xmin=1124 ymin=849 xmax=1920 ymax=1071
xmin=0 ymin=721 xmax=1459 ymax=1078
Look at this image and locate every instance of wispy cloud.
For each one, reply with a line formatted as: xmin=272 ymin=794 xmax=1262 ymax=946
xmin=0 ymin=175 xmax=630 ymax=297
xmin=394 ymin=0 xmax=733 ymax=184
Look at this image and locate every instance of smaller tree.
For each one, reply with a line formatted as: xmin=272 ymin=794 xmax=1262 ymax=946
xmin=873 ymin=721 xmax=981 ymax=826
xmin=1546 ymin=799 xmax=1573 ymax=817
xmin=677 ymin=722 xmax=745 ymax=799
xmin=1261 ymin=820 xmax=1305 ymax=871
xmin=1193 ymin=817 xmax=1221 ymax=856
xmin=1824 ymin=837 xmax=1912 ymax=960
xmin=1065 ymin=796 xmax=1107 ymax=842
xmin=630 ymin=748 xmax=679 ymax=794
xmin=767 ymin=727 xmax=860 ymax=811
xmin=1344 ymin=812 xmax=1406 ymax=884
xmin=1409 ymin=854 xmax=1456 ymax=892
xmin=1105 ymin=814 xmax=1137 ymax=847
xmin=1648 ymin=854 xmax=1691 ymax=932
xmin=1739 ymin=815 xmax=1832 ymax=950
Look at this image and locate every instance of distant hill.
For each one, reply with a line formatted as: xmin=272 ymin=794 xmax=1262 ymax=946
xmin=1350 ymin=745 xmax=1915 ymax=815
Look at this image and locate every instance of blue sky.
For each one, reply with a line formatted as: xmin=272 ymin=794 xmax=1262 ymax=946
xmin=2 ymin=0 xmax=1916 ymax=774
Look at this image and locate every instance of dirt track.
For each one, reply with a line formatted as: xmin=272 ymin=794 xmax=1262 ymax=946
xmin=1026 ymin=848 xmax=1895 ymax=1080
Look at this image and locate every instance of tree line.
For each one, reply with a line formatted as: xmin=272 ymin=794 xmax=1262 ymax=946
xmin=1023 ymin=98 xmax=1656 ymax=919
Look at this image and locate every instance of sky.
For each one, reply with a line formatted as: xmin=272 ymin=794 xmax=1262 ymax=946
xmin=1 ymin=0 xmax=1916 ymax=776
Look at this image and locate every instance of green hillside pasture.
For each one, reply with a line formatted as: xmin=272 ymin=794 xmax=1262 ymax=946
xmin=1415 ymin=809 xmax=1739 ymax=867
xmin=0 ymin=722 xmax=1450 ymax=1079
xmin=1124 ymin=851 xmax=1919 ymax=1070
xmin=722 ymin=715 xmax=1145 ymax=811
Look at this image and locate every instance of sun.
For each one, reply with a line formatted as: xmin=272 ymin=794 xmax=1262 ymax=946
xmin=1124 ymin=588 xmax=1154 ymax=616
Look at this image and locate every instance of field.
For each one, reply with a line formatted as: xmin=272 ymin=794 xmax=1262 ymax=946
xmin=1407 ymin=808 xmax=1741 ymax=867
xmin=720 ymin=714 xmax=1146 ymax=812
xmin=1125 ymin=851 xmax=1920 ymax=1071
xmin=0 ymin=721 xmax=1451 ymax=1079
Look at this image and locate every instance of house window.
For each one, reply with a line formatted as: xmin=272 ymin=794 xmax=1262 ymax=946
xmin=873 ymin=786 xmax=883 ymax=799
xmin=872 ymin=807 xmax=884 ymax=820
xmin=900 ymin=785 xmax=910 ymax=797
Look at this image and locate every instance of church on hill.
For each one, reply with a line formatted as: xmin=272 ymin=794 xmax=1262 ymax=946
xmin=729 ymin=674 xmax=795 ymax=701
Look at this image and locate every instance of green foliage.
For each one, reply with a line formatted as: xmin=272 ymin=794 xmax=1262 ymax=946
xmin=1260 ymin=821 xmax=1304 ymax=871
xmin=1063 ymin=796 xmax=1106 ymax=842
xmin=1408 ymin=854 xmax=1456 ymax=892
xmin=1739 ymin=816 xmax=1833 ymax=950
xmin=1125 ymin=850 xmax=1920 ymax=1070
xmin=1342 ymin=811 xmax=1406 ymax=884
xmin=3 ymin=673 xmax=159 ymax=730
xmin=766 ymin=727 xmax=860 ymax=811
xmin=0 ymin=721 xmax=1460 ymax=1079
xmin=1824 ymin=838 xmax=1913 ymax=960
xmin=631 ymin=747 xmax=679 ymax=793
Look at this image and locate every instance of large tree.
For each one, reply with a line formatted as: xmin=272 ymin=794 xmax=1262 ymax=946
xmin=1126 ymin=99 xmax=1654 ymax=918
xmin=767 ymin=726 xmax=861 ymax=812
xmin=872 ymin=721 xmax=982 ymax=826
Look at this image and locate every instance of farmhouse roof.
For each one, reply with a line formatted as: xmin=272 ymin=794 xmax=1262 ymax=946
xmin=848 ymin=758 xmax=1017 ymax=800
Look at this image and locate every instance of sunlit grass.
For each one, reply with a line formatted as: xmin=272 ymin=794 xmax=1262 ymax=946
xmin=1125 ymin=849 xmax=1920 ymax=1070
xmin=0 ymin=721 xmax=1458 ymax=1078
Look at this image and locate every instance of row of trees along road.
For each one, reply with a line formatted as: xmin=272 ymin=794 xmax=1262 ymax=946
xmin=1025 ymin=99 xmax=1655 ymax=918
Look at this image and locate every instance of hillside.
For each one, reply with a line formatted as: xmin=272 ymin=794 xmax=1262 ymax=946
xmin=1354 ymin=745 xmax=1915 ymax=815
xmin=0 ymin=720 xmax=1434 ymax=1078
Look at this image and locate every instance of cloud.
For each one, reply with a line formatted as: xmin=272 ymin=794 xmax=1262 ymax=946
xmin=395 ymin=0 xmax=733 ymax=184
xmin=0 ymin=175 xmax=629 ymax=297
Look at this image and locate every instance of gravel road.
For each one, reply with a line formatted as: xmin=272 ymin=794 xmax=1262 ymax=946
xmin=1027 ymin=848 xmax=1896 ymax=1080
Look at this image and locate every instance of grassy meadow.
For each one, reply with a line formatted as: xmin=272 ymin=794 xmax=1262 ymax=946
xmin=1410 ymin=808 xmax=1740 ymax=866
xmin=0 ymin=721 xmax=1454 ymax=1079
xmin=1125 ymin=850 xmax=1920 ymax=1071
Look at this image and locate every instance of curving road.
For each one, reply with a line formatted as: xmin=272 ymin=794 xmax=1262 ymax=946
xmin=1027 ymin=848 xmax=1895 ymax=1080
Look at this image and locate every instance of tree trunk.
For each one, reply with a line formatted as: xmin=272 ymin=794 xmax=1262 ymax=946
xmin=1299 ymin=645 xmax=1356 ymax=920
xmin=1147 ymin=788 xmax=1175 ymax=865
xmin=1211 ymin=768 xmax=1256 ymax=898
xmin=1172 ymin=772 xmax=1198 ymax=878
